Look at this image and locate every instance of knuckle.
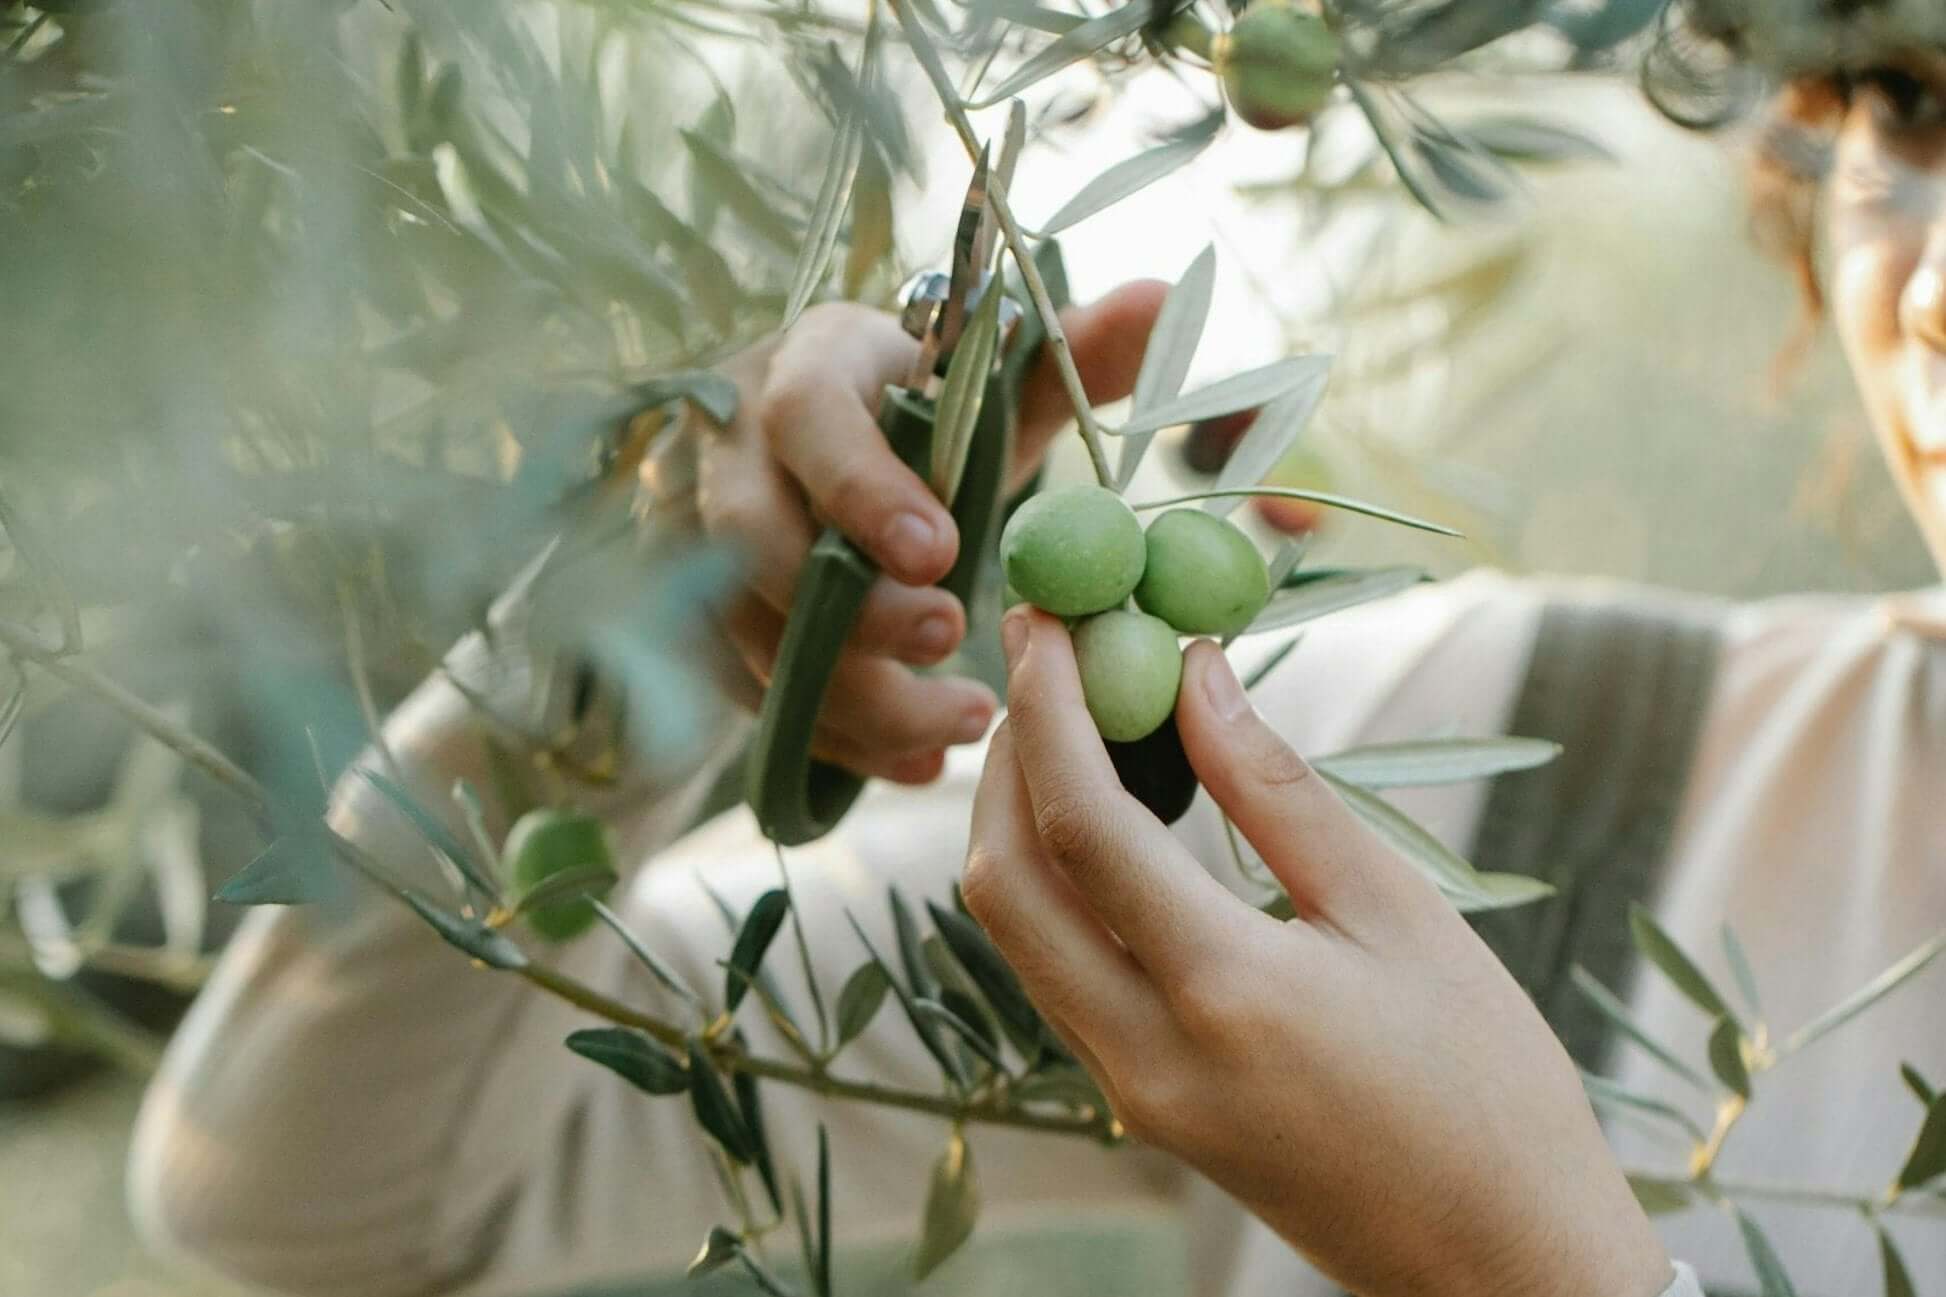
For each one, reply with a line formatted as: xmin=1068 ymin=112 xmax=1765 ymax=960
xmin=755 ymin=378 xmax=821 ymax=448
xmin=1168 ymin=971 xmax=1238 ymax=1043
xmin=822 ymin=465 xmax=894 ymax=532
xmin=1252 ymin=735 xmax=1314 ymax=793
xmin=1033 ymin=785 xmax=1105 ymax=865
xmin=1114 ymin=1070 xmax=1189 ymax=1146
xmin=959 ymin=848 xmax=1007 ymax=926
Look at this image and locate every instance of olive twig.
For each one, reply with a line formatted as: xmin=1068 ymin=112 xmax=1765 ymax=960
xmin=889 ymin=0 xmax=1117 ymax=488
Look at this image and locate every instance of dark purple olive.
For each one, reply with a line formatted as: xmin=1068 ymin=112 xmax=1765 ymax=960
xmin=1105 ymin=714 xmax=1199 ymax=825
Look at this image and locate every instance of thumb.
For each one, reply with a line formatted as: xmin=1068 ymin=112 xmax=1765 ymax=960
xmin=1010 ymin=279 xmax=1169 ymax=488
xmin=1173 ymin=640 xmax=1423 ymax=926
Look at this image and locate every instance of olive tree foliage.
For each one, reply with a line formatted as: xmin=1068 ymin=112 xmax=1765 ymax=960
xmin=0 ymin=2 xmax=1942 ymax=1293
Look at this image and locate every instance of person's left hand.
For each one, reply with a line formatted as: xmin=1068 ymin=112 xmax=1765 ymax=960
xmin=961 ymin=606 xmax=1671 ymax=1297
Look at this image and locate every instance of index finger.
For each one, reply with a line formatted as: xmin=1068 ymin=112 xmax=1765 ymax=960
xmin=999 ymin=606 xmax=1240 ymax=974
xmin=761 ymin=305 xmax=957 ymax=587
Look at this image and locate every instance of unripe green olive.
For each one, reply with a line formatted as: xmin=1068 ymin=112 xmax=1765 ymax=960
xmin=1000 ymin=484 xmax=1147 ymax=617
xmin=1134 ymin=508 xmax=1271 ymax=637
xmin=1073 ymin=610 xmax=1183 ymax=743
xmin=505 ymin=808 xmax=615 ymax=942
xmin=1219 ymin=3 xmax=1339 ymax=132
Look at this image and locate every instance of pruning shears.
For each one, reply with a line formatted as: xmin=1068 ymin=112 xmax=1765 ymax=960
xmin=748 ymin=149 xmax=1069 ymax=846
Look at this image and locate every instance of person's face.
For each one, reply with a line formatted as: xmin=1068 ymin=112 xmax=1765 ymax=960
xmin=1826 ymin=54 xmax=1946 ymax=574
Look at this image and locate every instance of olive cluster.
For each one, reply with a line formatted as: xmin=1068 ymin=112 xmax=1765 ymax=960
xmin=1165 ymin=1 xmax=1340 ymax=133
xmin=1000 ymin=484 xmax=1270 ymax=744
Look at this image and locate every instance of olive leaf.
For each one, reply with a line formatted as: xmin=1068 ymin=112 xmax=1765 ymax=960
xmin=968 ymin=0 xmax=1160 ymax=108
xmin=214 ymin=835 xmax=339 ymax=906
xmin=725 ymin=888 xmax=791 ymax=1015
xmin=1878 ymin=1226 xmax=1917 ymax=1297
xmin=1708 ymin=1016 xmax=1750 ymax=1099
xmin=1721 ymin=924 xmax=1765 ymax=1022
xmin=508 ymin=863 xmax=619 ymax=919
xmin=914 ymin=995 xmax=1005 ymax=1071
xmin=733 ymin=1063 xmax=782 ymax=1215
xmin=816 ymin=1125 xmax=833 ymax=1297
xmin=1138 ymin=488 xmax=1459 ymax=536
xmin=889 ymin=887 xmax=937 ymax=1000
xmin=1628 ymin=903 xmax=1734 ymax=1024
xmin=1203 ymin=373 xmax=1332 ymax=520
xmin=687 ymin=1226 xmax=744 ymax=1279
xmin=1581 ymin=1071 xmax=1708 ymax=1144
xmin=679 ymin=128 xmax=803 ymax=253
xmin=783 ymin=44 xmax=870 ymax=328
xmin=843 ymin=147 xmax=895 ymax=299
xmin=1626 ymin=1176 xmax=1692 ymax=1217
xmin=399 ymin=890 xmax=529 ymax=970
xmin=1459 ymin=115 xmax=1614 ymax=165
xmin=1902 ymin=1062 xmax=1937 ymax=1108
xmin=1781 ymin=931 xmax=1946 ymax=1056
xmin=913 ymin=1129 xmax=980 ymax=1280
xmin=450 ymin=781 xmax=502 ymax=886
xmin=1323 ymin=774 xmax=1553 ymax=913
xmin=565 ymin=1026 xmax=690 ymax=1095
xmin=357 ymin=769 xmax=498 ymax=900
xmin=590 ymin=898 xmax=704 ymax=1012
xmin=1037 ymin=112 xmax=1220 ymax=236
xmin=1118 ymin=243 xmax=1216 ymax=490
xmin=686 ymin=1039 xmax=756 ymax=1165
xmin=846 ymin=909 xmax=968 ymax=1088
xmin=1243 ymin=567 xmax=1428 ymax=639
xmin=1241 ymin=635 xmax=1301 ymax=691
xmin=629 ymin=370 xmax=739 ymax=427
xmin=1313 ymin=737 xmax=1560 ymax=789
xmin=1897 ymin=1091 xmax=1946 ymax=1191
xmin=1569 ymin=967 xmax=1711 ymax=1092
xmin=1114 ymin=356 xmax=1332 ymax=439
xmin=834 ymin=960 xmax=892 ymax=1048
xmin=1733 ymin=1207 xmax=1800 ymax=1297
xmin=927 ymin=901 xmax=1046 ymax=1059
xmin=931 ymin=273 xmax=1006 ymax=506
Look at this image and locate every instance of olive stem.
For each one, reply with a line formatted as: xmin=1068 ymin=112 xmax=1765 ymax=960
xmin=888 ymin=0 xmax=1116 ymax=489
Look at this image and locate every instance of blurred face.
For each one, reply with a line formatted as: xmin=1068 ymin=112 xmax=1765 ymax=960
xmin=1826 ymin=54 xmax=1946 ymax=573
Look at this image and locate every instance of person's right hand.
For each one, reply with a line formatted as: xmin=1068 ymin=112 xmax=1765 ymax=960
xmin=962 ymin=606 xmax=1674 ymax=1297
xmin=675 ymin=286 xmax=1163 ymax=786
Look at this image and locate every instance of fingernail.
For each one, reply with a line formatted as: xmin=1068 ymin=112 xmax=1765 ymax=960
xmin=954 ymin=703 xmax=994 ymax=744
xmin=911 ymin=613 xmax=958 ymax=660
xmin=1000 ymin=606 xmax=1029 ymax=671
xmin=882 ymin=512 xmax=942 ymax=575
xmin=1202 ymin=650 xmax=1251 ymax=721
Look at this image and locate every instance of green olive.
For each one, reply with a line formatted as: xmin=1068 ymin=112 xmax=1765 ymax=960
xmin=1134 ymin=508 xmax=1271 ymax=637
xmin=1220 ymin=3 xmax=1339 ymax=132
xmin=1000 ymin=484 xmax=1147 ymax=617
xmin=1073 ymin=610 xmax=1183 ymax=743
xmin=505 ymin=807 xmax=615 ymax=942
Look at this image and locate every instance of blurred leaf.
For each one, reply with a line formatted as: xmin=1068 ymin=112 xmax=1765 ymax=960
xmin=1115 ymin=357 xmax=1332 ymax=438
xmin=785 ymin=45 xmax=872 ymax=327
xmin=1897 ymin=1092 xmax=1946 ymax=1191
xmin=0 ymin=488 xmax=81 ymax=652
xmin=1324 ymin=774 xmax=1553 ymax=913
xmin=1316 ymin=737 xmax=1559 ymax=788
xmin=725 ymin=888 xmax=791 ymax=1015
xmin=1119 ymin=243 xmax=1216 ymax=489
xmin=686 ymin=1040 xmax=755 ymax=1164
xmin=1629 ymin=903 xmax=1733 ymax=1024
xmin=1569 ymin=967 xmax=1711 ymax=1091
xmin=1581 ymin=1072 xmax=1708 ymax=1143
xmin=681 ymin=129 xmax=802 ymax=253
xmin=890 ymin=886 xmax=937 ymax=1000
xmin=451 ymin=781 xmax=502 ymax=887
xmin=1038 ymin=112 xmax=1219 ymax=236
xmin=631 ymin=371 xmax=738 ymax=426
xmin=969 ymin=0 xmax=1160 ymax=108
xmin=927 ymin=901 xmax=1045 ymax=1058
xmin=1241 ymin=636 xmax=1301 ymax=692
xmin=835 ymin=960 xmax=892 ymax=1048
xmin=733 ymin=1063 xmax=782 ymax=1215
xmin=931 ymin=273 xmax=1005 ymax=505
xmin=565 ymin=1026 xmax=690 ymax=1095
xmin=591 ymin=898 xmax=704 ymax=1012
xmin=846 ymin=910 xmax=967 ymax=1088
xmin=358 ymin=769 xmax=498 ymax=900
xmin=1626 ymin=1176 xmax=1692 ymax=1216
xmin=914 ymin=1130 xmax=980 ymax=1279
xmin=1903 ymin=1062 xmax=1937 ymax=1108
xmin=214 ymin=835 xmax=339 ymax=906
xmin=843 ymin=148 xmax=895 ymax=299
xmin=1782 ymin=931 xmax=1946 ymax=1056
xmin=1879 ymin=1226 xmax=1917 ymax=1297
xmin=1240 ymin=566 xmax=1427 ymax=636
xmin=1734 ymin=1208 xmax=1799 ymax=1297
xmin=816 ymin=1125 xmax=833 ymax=1297
xmin=687 ymin=1226 xmax=744 ymax=1280
xmin=1721 ymin=924 xmax=1764 ymax=1022
xmin=1411 ymin=125 xmax=1515 ymax=206
xmin=915 ymin=995 xmax=1004 ymax=1070
xmin=400 ymin=891 xmax=528 ymax=970
xmin=509 ymin=863 xmax=618 ymax=919
xmin=1459 ymin=116 xmax=1614 ymax=165
xmin=1708 ymin=1016 xmax=1750 ymax=1099
xmin=1145 ymin=488 xmax=1458 ymax=536
xmin=1204 ymin=376 xmax=1332 ymax=520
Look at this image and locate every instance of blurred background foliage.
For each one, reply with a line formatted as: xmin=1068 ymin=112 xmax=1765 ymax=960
xmin=0 ymin=0 xmax=1935 ymax=1293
